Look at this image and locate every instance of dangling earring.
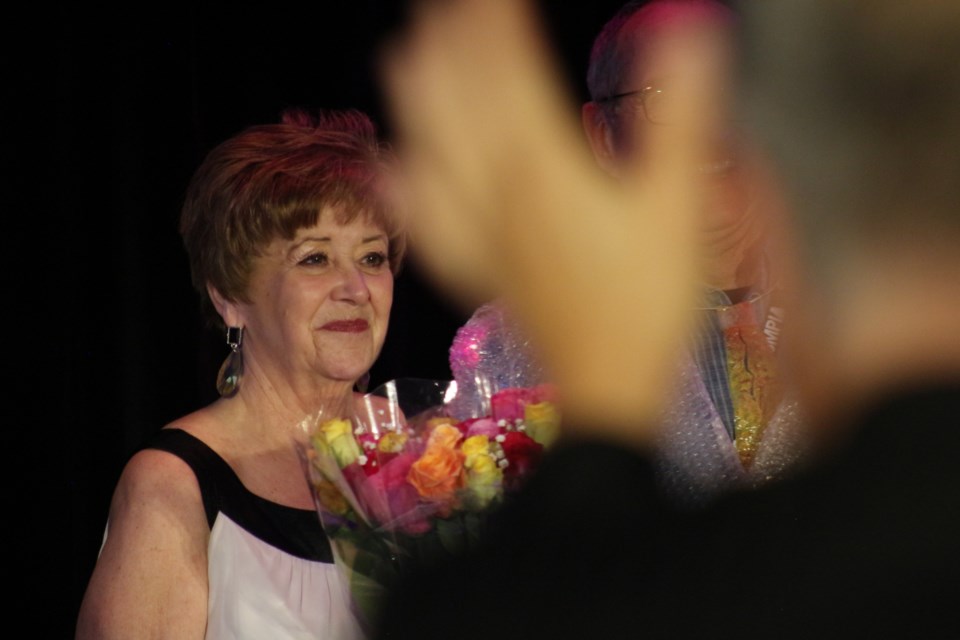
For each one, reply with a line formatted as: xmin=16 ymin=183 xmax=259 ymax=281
xmin=216 ymin=326 xmax=243 ymax=397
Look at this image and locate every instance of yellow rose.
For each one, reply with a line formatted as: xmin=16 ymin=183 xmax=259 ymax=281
xmin=524 ymin=401 xmax=561 ymax=447
xmin=320 ymin=418 xmax=362 ymax=467
xmin=313 ymin=478 xmax=350 ymax=515
xmin=377 ymin=431 xmax=409 ymax=453
xmin=461 ymin=435 xmax=491 ymax=466
xmin=466 ymin=452 xmax=503 ymax=508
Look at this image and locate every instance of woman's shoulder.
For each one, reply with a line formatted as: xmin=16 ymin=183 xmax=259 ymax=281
xmin=95 ymin=440 xmax=210 ymax=577
xmin=115 ymin=409 xmax=221 ymax=507
xmin=117 ymin=442 xmax=203 ymax=511
xmin=105 ymin=425 xmax=212 ymax=548
xmin=79 ymin=424 xmax=211 ymax=640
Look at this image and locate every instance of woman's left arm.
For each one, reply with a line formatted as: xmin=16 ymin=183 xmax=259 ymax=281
xmin=75 ymin=449 xmax=210 ymax=640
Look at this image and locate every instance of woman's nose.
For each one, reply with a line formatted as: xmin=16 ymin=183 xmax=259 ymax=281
xmin=332 ymin=264 xmax=371 ymax=304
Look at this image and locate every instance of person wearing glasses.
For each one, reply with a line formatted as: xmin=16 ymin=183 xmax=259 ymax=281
xmin=581 ymin=0 xmax=805 ymax=506
xmin=371 ymin=0 xmax=960 ymax=636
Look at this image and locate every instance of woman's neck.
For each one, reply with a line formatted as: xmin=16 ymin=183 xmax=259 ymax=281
xmin=214 ymin=364 xmax=357 ymax=447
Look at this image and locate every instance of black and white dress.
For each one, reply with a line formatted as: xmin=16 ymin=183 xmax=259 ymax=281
xmin=104 ymin=428 xmax=363 ymax=639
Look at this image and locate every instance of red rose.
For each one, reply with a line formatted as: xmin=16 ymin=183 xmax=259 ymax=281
xmin=374 ymin=452 xmax=419 ymax=492
xmin=355 ymin=433 xmax=381 ymax=476
xmin=499 ymin=430 xmax=543 ymax=489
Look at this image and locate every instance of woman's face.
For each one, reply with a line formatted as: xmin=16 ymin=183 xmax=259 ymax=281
xmin=234 ymin=209 xmax=394 ymax=388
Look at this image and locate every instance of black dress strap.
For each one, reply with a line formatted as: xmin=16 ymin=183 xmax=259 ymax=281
xmin=144 ymin=428 xmax=335 ymax=563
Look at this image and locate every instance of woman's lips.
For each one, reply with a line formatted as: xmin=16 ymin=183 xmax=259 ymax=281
xmin=320 ymin=319 xmax=370 ymax=333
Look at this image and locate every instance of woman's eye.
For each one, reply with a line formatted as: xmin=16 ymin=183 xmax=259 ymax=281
xmin=361 ymin=251 xmax=388 ymax=269
xmin=299 ymin=252 xmax=329 ymax=266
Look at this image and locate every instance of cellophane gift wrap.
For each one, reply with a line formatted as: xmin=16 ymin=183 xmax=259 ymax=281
xmin=300 ymin=302 xmax=559 ymax=634
xmin=654 ymin=289 xmax=808 ymax=508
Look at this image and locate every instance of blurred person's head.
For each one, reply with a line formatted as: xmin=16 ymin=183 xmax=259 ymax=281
xmin=742 ymin=1 xmax=960 ymax=290
xmin=583 ymin=0 xmax=772 ymax=293
xmin=740 ymin=1 xmax=960 ymax=419
xmin=584 ymin=0 xmax=734 ymax=161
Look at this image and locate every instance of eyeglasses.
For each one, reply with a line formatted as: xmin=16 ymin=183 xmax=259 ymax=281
xmin=596 ymin=83 xmax=743 ymax=126
xmin=594 ymin=85 xmax=675 ymax=125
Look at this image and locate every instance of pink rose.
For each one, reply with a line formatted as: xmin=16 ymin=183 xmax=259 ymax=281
xmin=490 ymin=387 xmax=536 ymax=422
xmin=372 ymin=452 xmax=419 ymax=492
xmin=355 ymin=453 xmax=432 ymax=534
xmin=464 ymin=417 xmax=501 ymax=438
xmin=342 ymin=462 xmax=370 ymax=489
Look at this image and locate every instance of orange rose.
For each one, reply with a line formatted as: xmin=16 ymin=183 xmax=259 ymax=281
xmin=426 ymin=423 xmax=463 ymax=450
xmin=408 ymin=444 xmax=465 ymax=502
xmin=426 ymin=416 xmax=459 ymax=430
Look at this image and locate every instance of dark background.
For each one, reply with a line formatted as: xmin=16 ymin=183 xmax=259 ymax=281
xmin=6 ymin=1 xmax=627 ymax=635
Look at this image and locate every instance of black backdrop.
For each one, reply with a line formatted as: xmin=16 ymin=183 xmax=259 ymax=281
xmin=7 ymin=1 xmax=627 ymax=635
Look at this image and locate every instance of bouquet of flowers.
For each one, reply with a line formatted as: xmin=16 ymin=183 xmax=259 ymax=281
xmin=299 ymin=302 xmax=559 ymax=634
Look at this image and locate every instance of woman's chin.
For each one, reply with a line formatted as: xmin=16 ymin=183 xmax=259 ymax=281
xmin=311 ymin=360 xmax=375 ymax=389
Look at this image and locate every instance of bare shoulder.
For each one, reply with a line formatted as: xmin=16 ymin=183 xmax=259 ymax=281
xmin=115 ymin=445 xmax=203 ymax=512
xmin=75 ymin=431 xmax=210 ymax=640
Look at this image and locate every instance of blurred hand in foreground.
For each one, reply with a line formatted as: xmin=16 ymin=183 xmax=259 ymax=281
xmin=381 ymin=0 xmax=727 ymax=447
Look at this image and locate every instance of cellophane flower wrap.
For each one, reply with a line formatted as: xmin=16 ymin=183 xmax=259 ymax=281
xmin=299 ymin=302 xmax=559 ymax=634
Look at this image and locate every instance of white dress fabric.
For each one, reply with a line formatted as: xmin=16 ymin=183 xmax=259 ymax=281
xmin=204 ymin=514 xmax=361 ymax=639
xmin=143 ymin=428 xmax=365 ymax=639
